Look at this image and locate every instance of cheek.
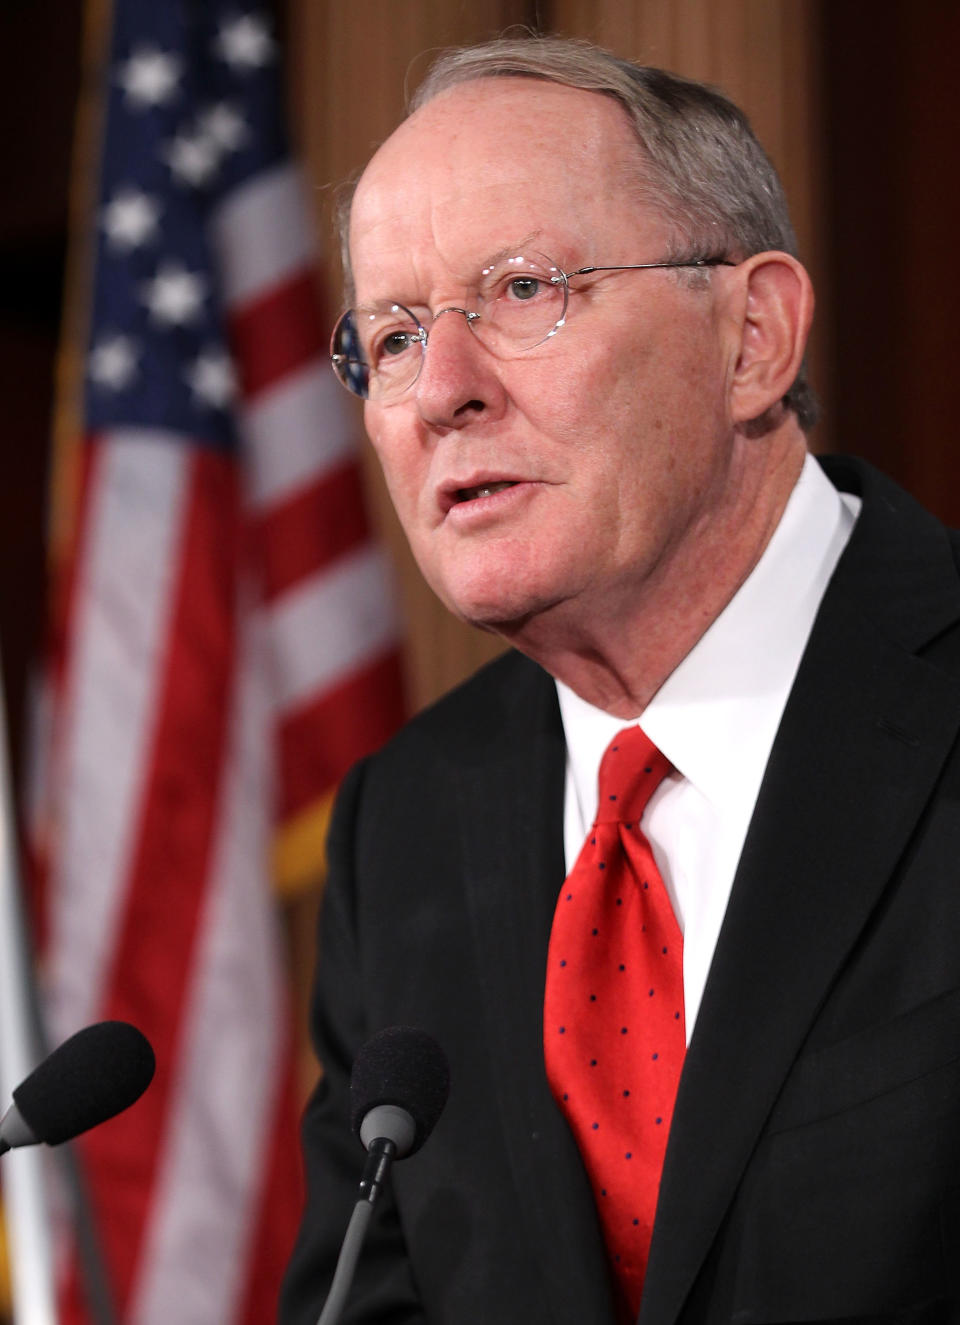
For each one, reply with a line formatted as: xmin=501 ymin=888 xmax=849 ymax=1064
xmin=365 ymin=409 xmax=424 ymax=515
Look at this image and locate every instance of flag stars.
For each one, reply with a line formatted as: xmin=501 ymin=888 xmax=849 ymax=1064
xmin=116 ymin=46 xmax=183 ymax=109
xmin=200 ymin=102 xmax=248 ymax=153
xmin=141 ymin=262 xmax=207 ymax=326
xmin=215 ymin=14 xmax=276 ymax=70
xmin=185 ymin=347 xmax=236 ymax=409
xmin=101 ymin=188 xmax=161 ymax=251
xmin=88 ymin=334 xmax=139 ymax=391
xmin=166 ymin=104 xmax=250 ymax=188
xmin=166 ymin=129 xmax=221 ymax=187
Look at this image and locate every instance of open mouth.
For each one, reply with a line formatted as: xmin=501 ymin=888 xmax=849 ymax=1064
xmin=455 ymin=481 xmax=518 ymax=503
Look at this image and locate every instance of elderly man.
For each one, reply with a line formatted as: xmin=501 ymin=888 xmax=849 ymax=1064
xmin=281 ymin=36 xmax=960 ymax=1325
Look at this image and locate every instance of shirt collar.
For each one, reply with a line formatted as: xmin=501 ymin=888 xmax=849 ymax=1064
xmin=557 ymin=453 xmax=859 ymax=826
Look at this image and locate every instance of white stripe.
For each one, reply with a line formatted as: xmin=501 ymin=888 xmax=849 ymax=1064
xmin=46 ymin=433 xmax=190 ymax=1038
xmin=211 ymin=162 xmax=314 ymax=308
xmin=269 ymin=545 xmax=402 ymax=712
xmin=130 ymin=611 xmax=285 ymax=1325
xmin=242 ymin=361 xmax=360 ymax=508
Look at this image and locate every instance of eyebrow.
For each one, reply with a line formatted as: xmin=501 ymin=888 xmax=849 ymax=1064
xmin=355 ymin=232 xmax=552 ymax=311
xmin=480 ymin=233 xmax=546 ymax=268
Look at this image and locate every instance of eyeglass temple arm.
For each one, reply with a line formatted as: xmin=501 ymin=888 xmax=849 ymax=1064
xmin=561 ymin=258 xmax=737 ymax=280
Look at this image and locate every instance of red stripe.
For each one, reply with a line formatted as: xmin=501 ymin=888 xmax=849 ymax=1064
xmin=253 ymin=460 xmax=371 ymax=602
xmin=230 ymin=268 xmax=325 ymax=400
xmin=237 ymin=1027 xmax=304 ymax=1325
xmin=62 ymin=449 xmax=240 ymax=1319
xmin=277 ymin=648 xmax=406 ymax=820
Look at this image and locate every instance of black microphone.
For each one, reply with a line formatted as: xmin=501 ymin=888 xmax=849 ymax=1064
xmin=317 ymin=1027 xmax=450 ymax=1325
xmin=350 ymin=1024 xmax=450 ymax=1160
xmin=0 ymin=1020 xmax=156 ymax=1155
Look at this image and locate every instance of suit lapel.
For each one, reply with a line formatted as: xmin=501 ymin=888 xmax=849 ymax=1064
xmin=453 ymin=657 xmax=617 ymax=1323
xmin=640 ymin=459 xmax=960 ymax=1325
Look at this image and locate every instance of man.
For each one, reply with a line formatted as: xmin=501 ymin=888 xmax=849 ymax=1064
xmin=281 ymin=36 xmax=960 ymax=1325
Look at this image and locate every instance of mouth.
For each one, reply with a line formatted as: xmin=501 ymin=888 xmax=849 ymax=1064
xmin=454 ymin=480 xmax=518 ymax=503
xmin=438 ymin=475 xmax=525 ymax=515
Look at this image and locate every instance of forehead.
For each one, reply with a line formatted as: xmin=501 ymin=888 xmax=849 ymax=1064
xmin=349 ymin=79 xmax=657 ymax=299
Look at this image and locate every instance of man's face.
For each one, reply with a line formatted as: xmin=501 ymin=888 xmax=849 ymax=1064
xmin=349 ymin=79 xmax=739 ymax=637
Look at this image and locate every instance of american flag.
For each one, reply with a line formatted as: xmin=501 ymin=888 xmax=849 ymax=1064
xmin=29 ymin=1 xmax=405 ymax=1320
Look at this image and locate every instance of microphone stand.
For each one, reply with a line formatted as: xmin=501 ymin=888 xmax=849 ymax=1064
xmin=0 ymin=642 xmax=119 ymax=1325
xmin=316 ymin=1137 xmax=397 ymax=1325
xmin=0 ymin=640 xmax=57 ymax=1324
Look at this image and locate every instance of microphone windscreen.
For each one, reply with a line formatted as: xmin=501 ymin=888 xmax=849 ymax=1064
xmin=13 ymin=1021 xmax=156 ymax=1146
xmin=349 ymin=1026 xmax=449 ymax=1156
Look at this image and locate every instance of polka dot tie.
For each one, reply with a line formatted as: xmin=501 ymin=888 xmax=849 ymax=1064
xmin=543 ymin=727 xmax=684 ymax=1322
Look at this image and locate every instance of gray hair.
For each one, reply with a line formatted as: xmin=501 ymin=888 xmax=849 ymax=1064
xmin=343 ymin=34 xmax=818 ymax=430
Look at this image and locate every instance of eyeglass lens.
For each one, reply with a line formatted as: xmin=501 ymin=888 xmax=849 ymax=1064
xmin=330 ymin=252 xmax=568 ymax=400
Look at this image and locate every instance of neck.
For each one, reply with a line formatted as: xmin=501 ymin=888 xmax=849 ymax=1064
xmin=499 ymin=426 xmax=808 ymax=718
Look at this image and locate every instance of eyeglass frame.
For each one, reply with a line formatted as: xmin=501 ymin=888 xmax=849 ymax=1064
xmin=330 ymin=254 xmax=738 ymax=401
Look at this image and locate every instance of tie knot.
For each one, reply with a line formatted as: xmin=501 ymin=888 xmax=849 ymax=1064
xmin=595 ymin=726 xmax=671 ymax=825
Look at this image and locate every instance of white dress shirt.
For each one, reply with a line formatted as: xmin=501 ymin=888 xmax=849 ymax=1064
xmin=556 ymin=454 xmax=859 ymax=1044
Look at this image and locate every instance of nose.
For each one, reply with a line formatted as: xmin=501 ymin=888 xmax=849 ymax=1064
xmin=414 ymin=306 xmax=504 ymax=429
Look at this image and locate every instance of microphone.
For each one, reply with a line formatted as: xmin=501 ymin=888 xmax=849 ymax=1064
xmin=317 ymin=1027 xmax=449 ymax=1325
xmin=350 ymin=1024 xmax=450 ymax=1159
xmin=0 ymin=1020 xmax=156 ymax=1155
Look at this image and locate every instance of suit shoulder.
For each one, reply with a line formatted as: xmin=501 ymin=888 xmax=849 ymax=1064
xmin=370 ymin=649 xmax=555 ymax=772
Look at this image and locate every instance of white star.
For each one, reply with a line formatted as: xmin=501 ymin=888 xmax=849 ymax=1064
xmin=116 ymin=46 xmax=183 ymax=109
xmin=214 ymin=14 xmax=275 ymax=70
xmin=165 ymin=129 xmax=220 ymax=187
xmin=101 ymin=188 xmax=161 ymax=251
xmin=185 ymin=347 xmax=237 ymax=409
xmin=141 ymin=262 xmax=207 ymax=327
xmin=199 ymin=102 xmax=248 ymax=153
xmin=88 ymin=335 xmax=139 ymax=391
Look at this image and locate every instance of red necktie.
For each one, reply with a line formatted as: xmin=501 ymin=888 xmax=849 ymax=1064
xmin=543 ymin=727 xmax=684 ymax=1321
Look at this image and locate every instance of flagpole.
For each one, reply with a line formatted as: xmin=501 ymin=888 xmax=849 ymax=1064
xmin=0 ymin=641 xmax=58 ymax=1324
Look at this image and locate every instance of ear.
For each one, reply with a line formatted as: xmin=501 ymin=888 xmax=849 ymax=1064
xmin=727 ymin=252 xmax=814 ymax=426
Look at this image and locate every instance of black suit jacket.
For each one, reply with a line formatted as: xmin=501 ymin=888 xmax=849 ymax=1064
xmin=280 ymin=457 xmax=960 ymax=1325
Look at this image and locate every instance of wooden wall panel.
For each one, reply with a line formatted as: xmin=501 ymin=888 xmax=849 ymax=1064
xmin=289 ymin=0 xmax=824 ymax=714
xmin=821 ymin=1 xmax=960 ymax=525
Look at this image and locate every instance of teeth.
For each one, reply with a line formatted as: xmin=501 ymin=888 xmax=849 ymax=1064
xmin=459 ymin=481 xmax=516 ymax=502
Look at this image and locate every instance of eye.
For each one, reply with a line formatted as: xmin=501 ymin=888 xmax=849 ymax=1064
xmin=507 ymin=275 xmax=542 ymax=302
xmin=363 ymin=312 xmax=422 ymax=369
xmin=379 ymin=329 xmax=416 ymax=358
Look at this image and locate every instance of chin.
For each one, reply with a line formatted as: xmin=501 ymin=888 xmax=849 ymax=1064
xmin=436 ymin=579 xmax=566 ymax=638
xmin=421 ymin=543 xmax=587 ymax=637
